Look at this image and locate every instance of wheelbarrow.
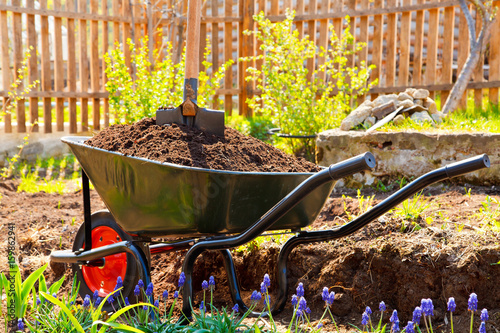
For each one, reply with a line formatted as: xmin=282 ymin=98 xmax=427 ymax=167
xmin=49 ymin=135 xmax=490 ymax=318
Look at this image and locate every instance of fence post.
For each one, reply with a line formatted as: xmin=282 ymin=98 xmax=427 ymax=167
xmin=41 ymin=0 xmax=52 ymax=133
xmin=27 ymin=0 xmax=38 ymax=132
xmin=490 ymin=1 xmax=500 ymax=106
xmin=12 ymin=0 xmax=26 ymax=133
xmin=1 ymin=0 xmax=11 ymax=133
xmin=239 ymin=0 xmax=255 ymax=116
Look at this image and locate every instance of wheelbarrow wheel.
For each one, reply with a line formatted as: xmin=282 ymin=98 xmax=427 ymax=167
xmin=72 ymin=210 xmax=148 ymax=311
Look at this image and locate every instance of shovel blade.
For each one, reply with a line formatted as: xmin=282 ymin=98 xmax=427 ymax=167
xmin=156 ymin=107 xmax=225 ymax=137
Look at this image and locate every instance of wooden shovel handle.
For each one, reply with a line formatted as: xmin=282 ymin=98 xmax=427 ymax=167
xmin=185 ymin=0 xmax=201 ymax=81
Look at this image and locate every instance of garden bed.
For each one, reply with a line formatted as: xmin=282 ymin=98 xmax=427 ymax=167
xmin=1 ymin=180 xmax=499 ymax=331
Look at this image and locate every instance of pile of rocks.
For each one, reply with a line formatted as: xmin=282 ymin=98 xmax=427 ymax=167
xmin=340 ymin=88 xmax=446 ymax=131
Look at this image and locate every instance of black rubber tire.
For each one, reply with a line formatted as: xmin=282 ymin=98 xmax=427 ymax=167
xmin=72 ymin=210 xmax=148 ymax=311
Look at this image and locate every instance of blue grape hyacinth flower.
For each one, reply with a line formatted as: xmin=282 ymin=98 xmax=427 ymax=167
xmin=146 ymin=282 xmax=154 ymax=297
xmin=479 ymin=322 xmax=486 ymax=333
xmin=328 ymin=292 xmax=335 ymax=306
xmin=93 ymin=290 xmax=99 ymax=302
xmin=421 ymin=298 xmax=434 ymax=316
xmin=291 ymin=294 xmax=298 ymax=307
xmin=412 ymin=307 xmax=422 ymax=325
xmin=260 ymin=282 xmax=267 ymax=294
xmin=405 ymin=321 xmax=415 ymax=333
xmin=125 ymin=297 xmax=130 ymax=306
xmin=322 ymin=287 xmax=329 ymax=303
xmin=232 ymin=303 xmax=239 ymax=312
xmin=202 ymin=280 xmax=209 ymax=290
xmin=138 ymin=279 xmax=144 ymax=289
xmin=263 ymin=274 xmax=271 ymax=288
xmin=18 ymin=318 xmax=24 ymax=331
xmin=362 ymin=312 xmax=369 ymax=326
xmin=448 ymin=297 xmax=456 ymax=312
xmin=390 ymin=310 xmax=399 ymax=323
xmin=174 ymin=291 xmax=179 ymax=299
xmin=36 ymin=296 xmax=41 ymax=306
xmin=296 ymin=282 xmax=304 ymax=297
xmin=379 ymin=301 xmax=386 ymax=312
xmin=107 ymin=294 xmax=115 ymax=304
xmin=115 ymin=276 xmax=123 ymax=290
xmin=366 ymin=306 xmax=372 ymax=315
xmin=134 ymin=285 xmax=141 ymax=297
xmin=468 ymin=293 xmax=478 ymax=312
xmin=178 ymin=272 xmax=186 ymax=288
xmin=154 ymin=299 xmax=159 ymax=307
xmin=200 ymin=301 xmax=205 ymax=312
xmin=298 ymin=297 xmax=307 ymax=311
xmin=162 ymin=290 xmax=169 ymax=300
xmin=83 ymin=294 xmax=91 ymax=308
xmin=209 ymin=276 xmax=215 ymax=289
xmin=480 ymin=309 xmax=488 ymax=322
xmin=250 ymin=290 xmax=262 ymax=302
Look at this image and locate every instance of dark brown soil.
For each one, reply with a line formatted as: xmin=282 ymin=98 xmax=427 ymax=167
xmin=84 ymin=117 xmax=320 ymax=173
xmin=1 ymin=181 xmax=499 ymax=332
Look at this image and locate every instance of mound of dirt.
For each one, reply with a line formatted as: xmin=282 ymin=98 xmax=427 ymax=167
xmin=84 ymin=117 xmax=320 ymax=173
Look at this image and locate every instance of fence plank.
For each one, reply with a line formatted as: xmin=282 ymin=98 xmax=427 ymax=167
xmin=296 ymin=0 xmax=304 ymax=38
xmin=113 ymin=0 xmax=120 ymax=44
xmin=317 ymin=0 xmax=331 ymax=83
xmin=12 ymin=0 xmax=25 ymax=133
xmin=102 ymin=0 xmax=109 ymax=127
xmin=1 ymin=0 xmax=11 ymax=133
xmin=200 ymin=0 xmax=207 ymax=71
xmin=306 ymin=0 xmax=317 ymax=82
xmin=91 ymin=0 xmax=100 ymax=130
xmin=239 ymin=0 xmax=255 ymax=115
xmin=67 ymin=0 xmax=77 ymax=133
xmin=473 ymin=9 xmax=483 ymax=111
xmin=54 ymin=0 xmax=64 ymax=131
xmin=212 ymin=0 xmax=220 ymax=109
xmin=399 ymin=0 xmax=411 ymax=86
xmin=370 ymin=0 xmax=383 ymax=99
xmin=122 ymin=0 xmax=132 ymax=70
xmin=440 ymin=4 xmax=455 ymax=104
xmin=426 ymin=6 xmax=439 ymax=99
xmin=413 ymin=0 xmax=425 ymax=85
xmin=79 ymin=0 xmax=89 ymax=131
xmin=27 ymin=0 xmax=38 ymax=132
xmin=271 ymin=0 xmax=278 ymax=15
xmin=357 ymin=0 xmax=369 ymax=103
xmin=490 ymin=2 xmax=500 ymax=105
xmin=457 ymin=6 xmax=469 ymax=108
xmin=385 ymin=0 xmax=397 ymax=87
xmin=224 ymin=0 xmax=233 ymax=114
xmin=40 ymin=0 xmax=51 ymax=133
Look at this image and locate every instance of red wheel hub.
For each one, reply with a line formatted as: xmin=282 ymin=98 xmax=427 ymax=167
xmin=82 ymin=226 xmax=127 ymax=297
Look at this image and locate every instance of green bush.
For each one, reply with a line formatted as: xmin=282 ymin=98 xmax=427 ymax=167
xmin=242 ymin=10 xmax=376 ymax=158
xmin=104 ymin=36 xmax=233 ymax=124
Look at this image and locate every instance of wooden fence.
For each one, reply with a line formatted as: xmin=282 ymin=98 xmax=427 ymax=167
xmin=1 ymin=0 xmax=500 ymax=134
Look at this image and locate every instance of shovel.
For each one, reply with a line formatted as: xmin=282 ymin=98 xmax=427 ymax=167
xmin=156 ymin=0 xmax=225 ymax=136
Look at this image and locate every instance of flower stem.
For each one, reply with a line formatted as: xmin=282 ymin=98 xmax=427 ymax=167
xmin=327 ymin=306 xmax=340 ymax=333
xmin=470 ymin=312 xmax=474 ymax=333
xmin=450 ymin=313 xmax=454 ymax=333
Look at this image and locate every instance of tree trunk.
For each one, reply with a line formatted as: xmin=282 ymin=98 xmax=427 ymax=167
xmin=442 ymin=0 xmax=494 ymax=114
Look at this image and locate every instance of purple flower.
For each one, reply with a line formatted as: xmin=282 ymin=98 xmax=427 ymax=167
xmin=366 ymin=306 xmax=372 ymax=315
xmin=362 ymin=312 xmax=369 ymax=326
xmin=321 ymin=287 xmax=329 ymax=303
xmin=95 ymin=297 xmax=102 ymax=306
xmin=250 ymin=290 xmax=262 ymax=302
xmin=18 ymin=318 xmax=24 ymax=331
xmin=263 ymin=274 xmax=271 ymax=288
xmin=379 ymin=301 xmax=386 ymax=312
xmin=143 ymin=304 xmax=148 ymax=311
xmin=468 ymin=293 xmax=478 ymax=312
xmin=115 ymin=276 xmax=123 ymax=290
xmin=36 ymin=296 xmax=41 ymax=306
xmin=52 ymin=293 xmax=57 ymax=298
xmin=291 ymin=294 xmax=298 ymax=306
xmin=405 ymin=321 xmax=415 ymax=333
xmin=480 ymin=309 xmax=489 ymax=322
xmin=298 ymin=297 xmax=307 ymax=311
xmin=163 ymin=290 xmax=169 ymax=300
xmin=200 ymin=301 xmax=205 ymax=311
xmin=448 ymin=297 xmax=456 ymax=312
xmin=390 ymin=310 xmax=399 ymax=323
xmin=107 ymin=294 xmax=115 ymax=304
xmin=479 ymin=322 xmax=486 ymax=333
xmin=138 ymin=279 xmax=144 ymax=289
xmin=178 ymin=273 xmax=185 ymax=288
xmin=412 ymin=307 xmax=422 ymax=325
xmin=232 ymin=303 xmax=239 ymax=312
xmin=296 ymin=283 xmax=304 ymax=297
xmin=93 ymin=290 xmax=99 ymax=302
xmin=392 ymin=320 xmax=400 ymax=333
xmin=421 ymin=299 xmax=434 ymax=316
xmin=125 ymin=297 xmax=130 ymax=306
xmin=83 ymin=294 xmax=91 ymax=308
xmin=260 ymin=282 xmax=267 ymax=294
xmin=134 ymin=285 xmax=140 ymax=297
xmin=317 ymin=323 xmax=323 ymax=329
xmin=209 ymin=276 xmax=215 ymax=289
xmin=174 ymin=291 xmax=179 ymax=299
xmin=154 ymin=299 xmax=160 ymax=307
xmin=306 ymin=307 xmax=311 ymax=314
xmin=202 ymin=280 xmax=209 ymax=290
xmin=328 ymin=292 xmax=335 ymax=305
xmin=296 ymin=309 xmax=303 ymax=317
xmin=146 ymin=282 xmax=154 ymax=297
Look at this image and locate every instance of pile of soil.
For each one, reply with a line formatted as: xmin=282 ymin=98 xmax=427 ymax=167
xmin=1 ymin=181 xmax=499 ymax=332
xmin=85 ymin=117 xmax=320 ymax=173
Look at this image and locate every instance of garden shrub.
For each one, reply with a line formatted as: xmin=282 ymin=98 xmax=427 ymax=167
xmin=242 ymin=10 xmax=377 ymax=159
xmin=104 ymin=36 xmax=233 ymax=125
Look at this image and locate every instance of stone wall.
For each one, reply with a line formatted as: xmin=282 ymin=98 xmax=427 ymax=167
xmin=316 ymin=129 xmax=500 ymax=186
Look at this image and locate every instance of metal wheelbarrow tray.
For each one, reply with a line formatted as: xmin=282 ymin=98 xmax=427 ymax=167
xmin=50 ymin=136 xmax=490 ymax=319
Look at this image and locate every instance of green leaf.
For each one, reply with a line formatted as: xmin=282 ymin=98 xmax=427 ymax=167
xmin=48 ymin=274 xmax=65 ymax=295
xmin=40 ymin=291 xmax=86 ymax=333
xmin=94 ymin=320 xmax=148 ymax=333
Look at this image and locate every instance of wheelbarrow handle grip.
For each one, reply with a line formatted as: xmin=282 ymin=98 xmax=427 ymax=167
xmin=328 ymin=152 xmax=376 ymax=180
xmin=444 ymin=154 xmax=490 ymax=179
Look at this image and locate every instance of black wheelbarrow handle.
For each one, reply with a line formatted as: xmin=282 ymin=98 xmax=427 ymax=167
xmin=180 ymin=152 xmax=376 ymax=318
